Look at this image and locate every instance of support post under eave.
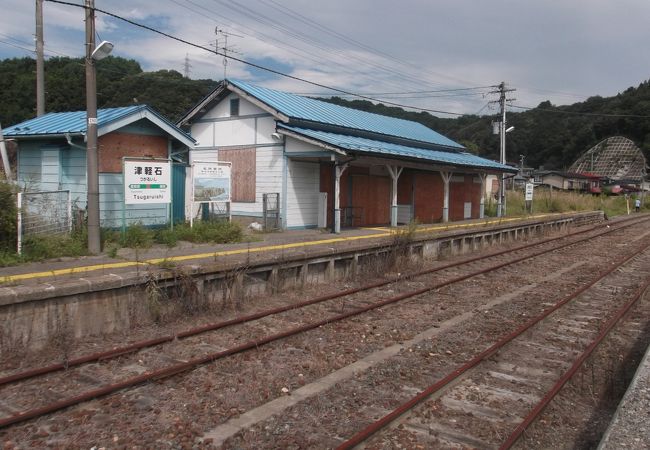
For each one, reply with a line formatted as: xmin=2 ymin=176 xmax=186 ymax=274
xmin=333 ymin=162 xmax=349 ymax=234
xmin=386 ymin=165 xmax=403 ymax=227
xmin=440 ymin=170 xmax=452 ymax=223
xmin=479 ymin=172 xmax=487 ymax=219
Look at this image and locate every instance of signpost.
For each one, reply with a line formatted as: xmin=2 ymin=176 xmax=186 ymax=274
xmin=191 ymin=161 xmax=232 ymax=227
xmin=122 ymin=158 xmax=172 ymax=233
xmin=525 ymin=182 xmax=534 ymax=213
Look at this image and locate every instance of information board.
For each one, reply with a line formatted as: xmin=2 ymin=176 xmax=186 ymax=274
xmin=124 ymin=160 xmax=171 ymax=204
xmin=525 ymin=183 xmax=534 ymax=201
xmin=193 ymin=161 xmax=231 ymax=202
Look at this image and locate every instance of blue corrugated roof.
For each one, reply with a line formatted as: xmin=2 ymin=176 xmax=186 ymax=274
xmin=4 ymin=106 xmax=144 ymax=136
xmin=228 ymin=79 xmax=464 ymax=150
xmin=4 ymin=105 xmax=194 ymax=144
xmin=279 ymin=125 xmax=515 ymax=172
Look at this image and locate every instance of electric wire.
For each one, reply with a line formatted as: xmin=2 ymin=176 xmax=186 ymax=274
xmin=168 ymin=0 xmax=413 ymax=92
xmin=43 ymin=0 xmax=472 ymax=116
xmin=510 ymin=103 xmax=650 ymax=119
xmin=256 ymin=0 xmax=486 ymax=87
xmin=179 ymin=0 xmax=436 ymax=93
xmin=212 ymin=0 xmax=456 ymax=91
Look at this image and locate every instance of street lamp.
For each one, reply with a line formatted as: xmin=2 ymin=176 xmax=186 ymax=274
xmin=85 ymin=0 xmax=112 ymax=253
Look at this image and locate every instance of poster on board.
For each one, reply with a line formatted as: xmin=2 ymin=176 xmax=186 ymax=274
xmin=124 ymin=159 xmax=171 ymax=204
xmin=193 ymin=161 xmax=231 ymax=202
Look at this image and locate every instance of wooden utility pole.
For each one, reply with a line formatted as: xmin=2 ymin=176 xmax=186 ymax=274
xmin=36 ymin=0 xmax=45 ymax=116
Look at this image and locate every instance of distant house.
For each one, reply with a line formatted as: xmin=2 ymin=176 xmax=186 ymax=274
xmin=4 ymin=105 xmax=195 ymax=227
xmin=179 ymin=79 xmax=516 ymax=231
xmin=532 ymin=170 xmax=602 ymax=193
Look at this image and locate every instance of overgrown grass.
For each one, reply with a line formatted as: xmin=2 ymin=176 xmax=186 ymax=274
xmin=168 ymin=220 xmax=243 ymax=244
xmin=0 ymin=220 xmax=244 ymax=267
xmin=496 ymin=189 xmax=645 ymax=218
xmin=103 ymin=220 xmax=245 ymax=251
xmin=0 ymin=232 xmax=89 ymax=267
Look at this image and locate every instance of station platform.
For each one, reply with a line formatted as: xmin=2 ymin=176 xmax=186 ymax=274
xmin=0 ymin=212 xmax=581 ymax=287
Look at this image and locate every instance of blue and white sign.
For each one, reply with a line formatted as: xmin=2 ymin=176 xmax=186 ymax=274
xmin=192 ymin=161 xmax=231 ymax=202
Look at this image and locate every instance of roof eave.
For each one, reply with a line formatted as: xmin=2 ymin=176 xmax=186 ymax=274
xmin=176 ymin=83 xmax=229 ymax=127
xmin=227 ymin=81 xmax=290 ymax=123
xmin=5 ymin=132 xmax=84 ymax=140
xmin=277 ymin=128 xmax=346 ymax=155
xmin=346 ymin=147 xmax=517 ymax=173
xmin=98 ymin=107 xmax=196 ymax=147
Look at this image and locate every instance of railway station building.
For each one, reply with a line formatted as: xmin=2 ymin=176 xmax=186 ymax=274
xmin=179 ymin=79 xmax=516 ymax=231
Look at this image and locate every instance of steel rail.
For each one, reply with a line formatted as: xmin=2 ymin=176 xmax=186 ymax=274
xmin=2 ymin=217 xmax=642 ymax=388
xmin=0 ymin=218 xmax=646 ymax=428
xmin=499 ymin=276 xmax=650 ymax=449
xmin=335 ymin=239 xmax=650 ymax=449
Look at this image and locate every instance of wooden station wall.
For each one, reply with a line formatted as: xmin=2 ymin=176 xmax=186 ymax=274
xmin=320 ymin=164 xmax=483 ymax=227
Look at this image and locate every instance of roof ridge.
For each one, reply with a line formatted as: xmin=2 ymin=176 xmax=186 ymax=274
xmin=226 ymin=78 xmax=463 ymax=149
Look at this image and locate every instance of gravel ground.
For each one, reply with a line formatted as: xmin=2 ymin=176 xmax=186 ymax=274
xmin=0 ymin=219 xmax=648 ymax=449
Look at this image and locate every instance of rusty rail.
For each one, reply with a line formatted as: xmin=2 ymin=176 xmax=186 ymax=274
xmin=335 ymin=238 xmax=650 ymax=449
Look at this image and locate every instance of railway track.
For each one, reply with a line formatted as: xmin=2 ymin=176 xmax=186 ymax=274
xmin=337 ymin=234 xmax=650 ymax=449
xmin=1 ymin=216 xmax=648 ymax=447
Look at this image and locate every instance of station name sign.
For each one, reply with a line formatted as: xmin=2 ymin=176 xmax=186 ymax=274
xmin=124 ymin=160 xmax=171 ymax=204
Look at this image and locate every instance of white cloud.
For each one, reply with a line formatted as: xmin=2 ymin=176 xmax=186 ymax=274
xmin=1 ymin=0 xmax=649 ymax=115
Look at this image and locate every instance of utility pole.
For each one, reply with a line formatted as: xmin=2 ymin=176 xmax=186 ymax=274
xmin=85 ymin=0 xmax=100 ymax=253
xmin=490 ymin=82 xmax=516 ymax=217
xmin=35 ymin=0 xmax=45 ymax=116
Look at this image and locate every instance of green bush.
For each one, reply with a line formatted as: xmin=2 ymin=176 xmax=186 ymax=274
xmin=21 ymin=234 xmax=87 ymax=260
xmin=0 ymin=181 xmax=17 ymax=252
xmin=120 ymin=223 xmax=155 ymax=249
xmin=162 ymin=220 xmax=243 ymax=244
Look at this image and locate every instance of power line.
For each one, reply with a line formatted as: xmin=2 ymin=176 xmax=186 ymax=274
xmin=510 ymin=104 xmax=650 ymax=119
xmin=296 ymin=86 xmax=495 ymax=96
xmin=167 ymin=0 xmax=408 ymax=92
xmin=257 ymin=0 xmax=485 ymax=88
xmin=43 ymin=0 xmax=471 ymax=116
xmin=0 ymin=39 xmax=35 ymax=54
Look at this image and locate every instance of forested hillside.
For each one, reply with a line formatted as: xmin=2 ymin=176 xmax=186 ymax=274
xmin=324 ymin=83 xmax=650 ymax=170
xmin=1 ymin=56 xmax=648 ymax=170
xmin=0 ymin=56 xmax=217 ymax=126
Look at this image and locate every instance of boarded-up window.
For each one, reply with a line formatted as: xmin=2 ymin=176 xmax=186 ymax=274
xmin=219 ymin=148 xmax=256 ymax=202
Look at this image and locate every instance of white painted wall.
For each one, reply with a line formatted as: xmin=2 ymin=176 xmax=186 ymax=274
xmin=285 ymin=138 xmax=326 ymax=154
xmin=286 ymin=160 xmax=320 ymax=228
xmin=189 ymin=94 xmax=283 ymax=220
xmin=189 ymin=93 xmax=328 ymax=227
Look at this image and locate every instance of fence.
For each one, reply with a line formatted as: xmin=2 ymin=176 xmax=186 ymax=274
xmin=17 ymin=190 xmax=72 ymax=254
xmin=263 ymin=193 xmax=280 ymax=231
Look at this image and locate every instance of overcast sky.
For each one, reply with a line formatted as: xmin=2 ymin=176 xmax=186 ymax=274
xmin=1 ymin=0 xmax=649 ymax=116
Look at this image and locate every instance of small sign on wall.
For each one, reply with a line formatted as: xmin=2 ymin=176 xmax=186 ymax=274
xmin=124 ymin=159 xmax=171 ymax=204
